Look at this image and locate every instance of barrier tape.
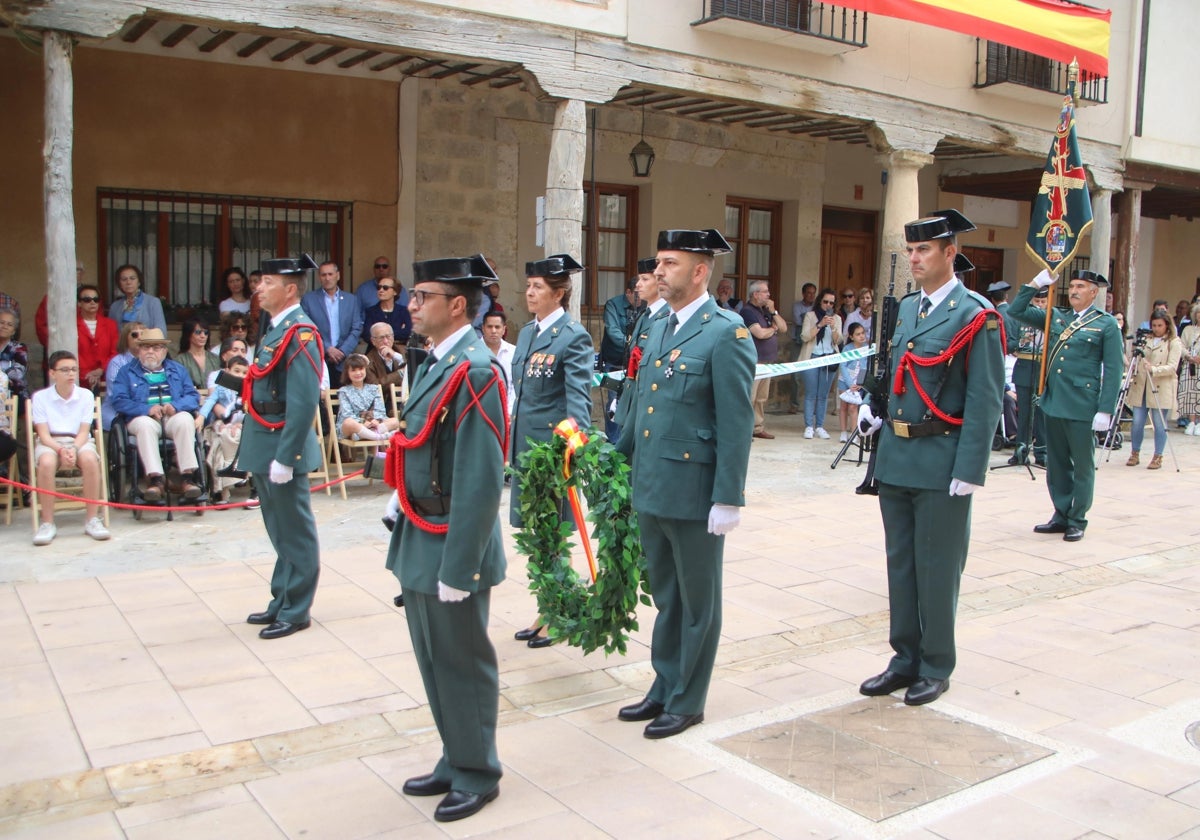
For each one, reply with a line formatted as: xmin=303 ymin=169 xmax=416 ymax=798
xmin=0 ymin=469 xmax=364 ymax=514
xmin=592 ymin=344 xmax=877 ymax=387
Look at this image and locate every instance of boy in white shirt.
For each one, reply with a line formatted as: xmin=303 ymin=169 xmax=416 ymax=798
xmin=31 ymin=350 xmax=109 ymax=545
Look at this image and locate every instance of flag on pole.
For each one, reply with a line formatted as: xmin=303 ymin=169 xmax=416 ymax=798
xmin=1025 ymin=65 xmax=1092 ymax=275
xmin=835 ymin=0 xmax=1111 ymax=76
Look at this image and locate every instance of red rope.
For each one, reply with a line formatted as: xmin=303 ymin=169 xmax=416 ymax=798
xmin=892 ymin=309 xmax=1005 ymax=425
xmin=241 ymin=323 xmax=324 ymax=431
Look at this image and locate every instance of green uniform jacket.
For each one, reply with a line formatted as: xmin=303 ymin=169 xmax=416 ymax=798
xmin=612 ymin=304 xmax=669 ymax=428
xmin=240 ymin=308 xmax=323 ymax=474
xmin=875 ymin=283 xmax=1005 ymax=489
xmin=508 ymin=311 xmax=594 ymax=527
xmin=617 ymin=297 xmax=756 ymax=520
xmin=386 ymin=332 xmax=507 ymax=595
xmin=1008 ymin=285 xmax=1124 ymax=421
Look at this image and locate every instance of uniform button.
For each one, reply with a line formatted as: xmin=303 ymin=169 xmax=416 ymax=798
xmin=896 ymin=408 xmax=903 ymax=416
xmin=655 ymin=360 xmax=662 ymax=367
xmin=647 ymin=406 xmax=654 ymax=414
xmin=1057 ymin=368 xmax=1062 ymax=373
xmin=907 ymin=342 xmax=914 ymax=350
xmin=295 ymin=455 xmax=301 ymax=460
xmin=473 ymin=573 xmax=480 ymax=581
xmin=683 ymin=452 xmax=690 ymax=460
xmin=651 ymin=384 xmax=658 ymax=391
xmin=643 ymin=429 xmax=649 ymax=438
xmin=680 ymin=364 xmax=687 ymax=370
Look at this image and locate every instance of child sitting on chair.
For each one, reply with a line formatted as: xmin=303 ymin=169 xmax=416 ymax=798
xmin=337 ymin=353 xmax=399 ymax=441
xmin=197 ymin=355 xmax=249 ymax=501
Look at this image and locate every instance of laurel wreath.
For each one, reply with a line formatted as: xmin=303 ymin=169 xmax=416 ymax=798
xmin=512 ymin=432 xmax=650 ymax=655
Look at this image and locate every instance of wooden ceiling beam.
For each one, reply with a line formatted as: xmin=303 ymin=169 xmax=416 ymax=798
xmin=338 ymin=50 xmax=381 ymax=69
xmin=461 ymin=64 xmax=522 ymax=85
xmin=431 ymin=62 xmax=479 ymax=79
xmin=160 ymin=23 xmax=196 ymax=48
xmin=198 ymin=30 xmax=236 ymax=53
xmin=120 ymin=18 xmax=156 ymax=43
xmin=271 ymin=41 xmax=312 ymax=62
xmin=236 ymin=36 xmax=275 ymax=58
xmin=305 ymin=45 xmax=345 ymax=65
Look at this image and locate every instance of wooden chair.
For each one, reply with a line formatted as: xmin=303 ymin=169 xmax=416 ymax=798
xmin=308 ymin=404 xmax=340 ymax=499
xmin=387 ymin=380 xmax=407 ymax=422
xmin=323 ymin=389 xmax=389 ymax=493
xmin=25 ymin=395 xmax=110 ymax=531
xmin=1 ymin=395 xmax=18 ymax=525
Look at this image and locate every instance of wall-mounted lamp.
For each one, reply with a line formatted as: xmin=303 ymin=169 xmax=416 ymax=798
xmin=629 ymin=98 xmax=655 ymax=178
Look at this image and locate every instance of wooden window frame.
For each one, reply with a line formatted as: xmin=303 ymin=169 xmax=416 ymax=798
xmin=582 ymin=181 xmax=639 ymax=311
xmin=725 ymin=196 xmax=783 ymax=302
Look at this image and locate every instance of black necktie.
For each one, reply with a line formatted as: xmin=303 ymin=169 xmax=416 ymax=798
xmin=919 ymin=298 xmax=932 ymax=320
xmin=662 ymin=313 xmax=679 ymax=352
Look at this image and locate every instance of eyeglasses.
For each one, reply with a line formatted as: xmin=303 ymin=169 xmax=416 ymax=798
xmin=230 ymin=324 xmax=247 ymax=331
xmin=842 ymin=293 xmax=856 ymax=299
xmin=377 ymin=285 xmax=395 ymax=291
xmin=372 ymin=333 xmax=394 ymax=340
xmin=78 ymin=295 xmax=101 ymax=303
xmin=193 ymin=328 xmax=209 ymax=335
xmin=52 ymin=366 xmax=79 ymax=373
xmin=821 ymin=299 xmax=837 ymax=306
xmin=374 ymin=263 xmax=390 ymax=270
xmin=410 ymin=290 xmax=456 ymax=306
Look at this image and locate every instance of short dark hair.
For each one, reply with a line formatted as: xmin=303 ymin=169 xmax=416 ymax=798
xmin=225 ymin=355 xmax=249 ymax=369
xmin=48 ymin=350 xmax=77 ymax=369
xmin=846 ymin=322 xmax=865 ymax=337
xmin=802 ymin=283 xmax=816 ymax=293
xmin=484 ymin=310 xmax=507 ymax=325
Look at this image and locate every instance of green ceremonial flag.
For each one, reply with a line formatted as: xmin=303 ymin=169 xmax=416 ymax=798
xmin=1025 ymin=65 xmax=1093 ymax=275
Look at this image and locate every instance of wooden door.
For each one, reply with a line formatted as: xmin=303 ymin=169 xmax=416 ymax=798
xmin=821 ymin=231 xmax=874 ymax=293
xmin=960 ymin=246 xmax=1004 ymax=294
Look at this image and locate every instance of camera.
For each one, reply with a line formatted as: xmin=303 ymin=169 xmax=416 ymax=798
xmin=1132 ymin=327 xmax=1151 ymax=358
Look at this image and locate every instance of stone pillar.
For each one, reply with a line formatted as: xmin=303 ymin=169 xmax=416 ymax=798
xmin=394 ymin=77 xmax=420 ymax=282
xmin=44 ymin=30 xmax=78 ymax=358
xmin=543 ymin=99 xmax=586 ymax=319
xmin=1114 ymin=187 xmax=1142 ymax=319
xmin=1089 ymin=188 xmax=1112 ymax=284
xmin=876 ymin=148 xmax=936 ymax=291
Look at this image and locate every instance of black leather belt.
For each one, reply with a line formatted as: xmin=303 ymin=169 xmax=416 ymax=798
xmin=255 ymin=400 xmax=286 ymax=414
xmin=887 ymin=418 xmax=955 ymax=438
xmin=409 ymin=495 xmax=449 ymax=516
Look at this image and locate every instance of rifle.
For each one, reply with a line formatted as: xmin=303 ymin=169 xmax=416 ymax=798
xmin=855 ymin=253 xmax=900 ymax=495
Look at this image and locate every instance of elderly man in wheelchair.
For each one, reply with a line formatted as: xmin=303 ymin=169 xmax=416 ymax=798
xmin=108 ymin=327 xmax=205 ymax=502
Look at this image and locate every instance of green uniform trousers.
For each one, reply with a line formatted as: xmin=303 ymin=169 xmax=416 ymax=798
xmin=254 ymin=470 xmax=320 ymax=623
xmin=640 ymin=513 xmax=723 ymax=716
xmin=404 ymin=589 xmax=502 ymax=794
xmin=878 ymin=483 xmax=971 ymax=680
xmin=1043 ymin=415 xmax=1097 ymax=530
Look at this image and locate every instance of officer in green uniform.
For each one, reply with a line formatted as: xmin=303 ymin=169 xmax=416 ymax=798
xmin=240 ymin=255 xmax=324 ymax=640
xmin=1005 ymin=287 xmax=1049 ymax=465
xmin=857 ymin=211 xmax=1004 ymax=706
xmin=386 ymin=255 xmax=507 ymax=823
xmin=616 ymin=229 xmax=755 ymax=739
xmin=1008 ymin=268 xmax=1123 ymax=542
xmin=612 ymin=257 xmax=668 ymax=429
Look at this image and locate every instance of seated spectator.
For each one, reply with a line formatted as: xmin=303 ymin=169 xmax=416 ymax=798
xmin=108 ymin=328 xmax=203 ymax=501
xmin=714 ymin=278 xmax=743 ymax=313
xmin=362 ymin=276 xmax=413 ymax=347
xmin=108 ymin=265 xmax=167 ymax=333
xmin=337 ymin=354 xmax=398 ymax=441
xmin=0 ymin=291 xmax=19 ymax=331
xmin=102 ymin=322 xmax=145 ymax=430
xmin=174 ymin=317 xmax=220 ymax=389
xmin=207 ymin=337 xmax=250 ymax=389
xmin=31 ymin=351 xmax=109 ymax=545
xmin=364 ymin=322 xmax=406 ymax=412
xmin=217 ymin=311 xmax=255 ymax=349
xmin=0 ymin=369 xmax=14 ymax=464
xmin=218 ymin=267 xmax=252 ymax=315
xmin=837 ymin=322 xmax=869 ymax=441
xmin=197 ymin=354 xmax=249 ymax=502
xmin=75 ymin=284 xmax=119 ymax=392
xmin=0 ymin=307 xmax=28 ymax=400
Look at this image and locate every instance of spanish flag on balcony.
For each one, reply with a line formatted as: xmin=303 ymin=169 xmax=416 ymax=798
xmin=1025 ymin=69 xmax=1092 ymax=274
xmin=837 ymin=0 xmax=1111 ymax=76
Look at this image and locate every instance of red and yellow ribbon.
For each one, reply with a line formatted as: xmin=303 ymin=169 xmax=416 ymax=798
xmin=554 ymin=418 xmax=598 ymax=583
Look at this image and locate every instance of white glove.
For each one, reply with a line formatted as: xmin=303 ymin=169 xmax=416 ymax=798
xmin=437 ymin=581 xmax=471 ymax=603
xmin=269 ymin=460 xmax=293 ymax=484
xmin=1092 ymin=412 xmax=1112 ymax=432
xmin=1031 ymin=269 xmax=1056 ymax=289
xmin=385 ymin=490 xmax=400 ymax=520
xmin=858 ymin=404 xmax=883 ymax=437
xmin=707 ymin=503 xmax=741 ymax=536
xmin=948 ymin=478 xmax=982 ymax=496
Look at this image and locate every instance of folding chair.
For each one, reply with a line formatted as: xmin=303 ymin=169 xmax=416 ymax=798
xmin=26 ymin=395 xmax=110 ymax=532
xmin=323 ymin=389 xmax=389 ymax=492
xmin=309 ymin=404 xmax=340 ymax=499
xmin=1 ymin=395 xmax=18 ymax=525
xmin=387 ymin=380 xmax=407 ymax=422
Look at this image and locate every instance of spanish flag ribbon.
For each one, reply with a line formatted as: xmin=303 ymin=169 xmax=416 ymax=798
xmin=554 ymin=418 xmax=598 ymax=583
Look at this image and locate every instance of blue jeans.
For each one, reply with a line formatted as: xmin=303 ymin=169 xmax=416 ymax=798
xmin=802 ymin=361 xmax=836 ymax=429
xmin=1130 ymin=401 xmax=1167 ymax=455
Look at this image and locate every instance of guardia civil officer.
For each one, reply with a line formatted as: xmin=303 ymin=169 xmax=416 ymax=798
xmin=1008 ymin=268 xmax=1123 ymax=541
xmin=615 ymin=229 xmax=755 ymax=738
xmin=612 ymin=257 xmax=668 ymax=430
xmin=240 ymin=255 xmax=324 ymax=639
xmin=386 ymin=255 xmax=508 ymax=822
xmin=508 ymin=255 xmax=594 ymax=648
xmin=856 ymin=211 xmax=1005 ymax=705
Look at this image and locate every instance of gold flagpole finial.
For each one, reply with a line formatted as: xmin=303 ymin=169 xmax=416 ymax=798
xmin=1068 ymin=58 xmax=1079 ymax=86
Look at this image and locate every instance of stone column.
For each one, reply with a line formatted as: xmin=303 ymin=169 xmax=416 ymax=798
xmin=876 ymin=148 xmax=936 ymax=291
xmin=543 ymin=99 xmax=586 ymax=319
xmin=44 ymin=30 xmax=78 ymax=358
xmin=1114 ymin=187 xmax=1143 ymax=319
xmin=1089 ymin=188 xmax=1112 ymax=282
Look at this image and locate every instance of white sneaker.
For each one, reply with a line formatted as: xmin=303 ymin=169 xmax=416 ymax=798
xmin=84 ymin=517 xmax=111 ymax=541
xmin=839 ymin=431 xmax=849 ymax=442
xmin=1187 ymin=422 xmax=1197 ymax=436
xmin=33 ymin=522 xmax=57 ymax=546
xmin=815 ymin=427 xmax=831 ymax=439
xmin=803 ymin=426 xmax=814 ymax=439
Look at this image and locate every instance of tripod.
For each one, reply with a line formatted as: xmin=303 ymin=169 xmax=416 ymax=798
xmin=991 ymin=391 xmax=1045 ymax=480
xmin=1100 ymin=353 xmax=1135 ymax=461
xmin=1118 ymin=349 xmax=1181 ymax=471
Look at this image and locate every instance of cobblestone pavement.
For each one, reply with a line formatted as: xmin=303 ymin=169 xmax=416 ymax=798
xmin=2 ymin=410 xmax=1199 ymax=839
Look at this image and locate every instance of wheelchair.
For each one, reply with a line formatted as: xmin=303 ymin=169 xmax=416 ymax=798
xmin=108 ymin=412 xmax=209 ymax=520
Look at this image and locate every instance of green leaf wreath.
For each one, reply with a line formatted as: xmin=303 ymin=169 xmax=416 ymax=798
xmin=512 ymin=431 xmax=650 ymax=655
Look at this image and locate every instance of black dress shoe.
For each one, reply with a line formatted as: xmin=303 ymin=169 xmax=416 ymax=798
xmin=434 ymin=787 xmax=499 ymax=822
xmin=216 ymin=465 xmax=248 ymax=479
xmin=1063 ymin=526 xmax=1084 ymax=542
xmin=393 ymin=593 xmax=405 ymax=608
xmin=618 ymin=697 xmax=665 ymax=722
xmin=246 ymin=611 xmax=276 ymax=625
xmin=859 ymin=670 xmax=918 ymax=696
xmin=402 ymin=773 xmax=452 ymax=797
xmin=1033 ymin=520 xmax=1068 ymax=534
xmin=904 ymin=677 xmax=949 ymax=706
xmin=513 ymin=625 xmax=544 ymax=642
xmin=644 ymin=711 xmax=704 ymax=739
xmin=382 ymin=515 xmax=396 ymax=533
xmin=527 ymin=634 xmax=555 ymax=648
xmin=258 ymin=619 xmax=310 ymax=639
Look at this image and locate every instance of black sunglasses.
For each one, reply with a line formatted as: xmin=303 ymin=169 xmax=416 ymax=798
xmin=842 ymin=293 xmax=855 ymax=298
xmin=79 ymin=295 xmax=101 ymax=303
xmin=374 ymin=263 xmax=390 ymax=269
xmin=377 ymin=285 xmax=395 ymax=291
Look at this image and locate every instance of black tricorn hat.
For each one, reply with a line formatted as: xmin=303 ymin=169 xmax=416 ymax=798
xmin=1033 ymin=287 xmax=1050 ymax=298
xmin=656 ymin=229 xmax=732 ymax=256
xmin=954 ymin=253 xmax=976 ymax=275
xmin=412 ymin=254 xmax=498 ymax=285
xmin=637 ymin=257 xmax=658 ymax=275
xmin=985 ymin=280 xmax=1010 ymax=293
xmin=261 ymin=253 xmax=319 ymax=275
xmin=525 ymin=254 xmax=584 ymax=278
xmin=1072 ymin=269 xmax=1109 ymax=287
xmin=905 ymin=209 xmax=976 ymax=243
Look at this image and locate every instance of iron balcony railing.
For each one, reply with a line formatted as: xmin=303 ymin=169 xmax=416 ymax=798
xmin=975 ymin=40 xmax=1108 ymax=104
xmin=698 ymin=0 xmax=868 ymax=48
